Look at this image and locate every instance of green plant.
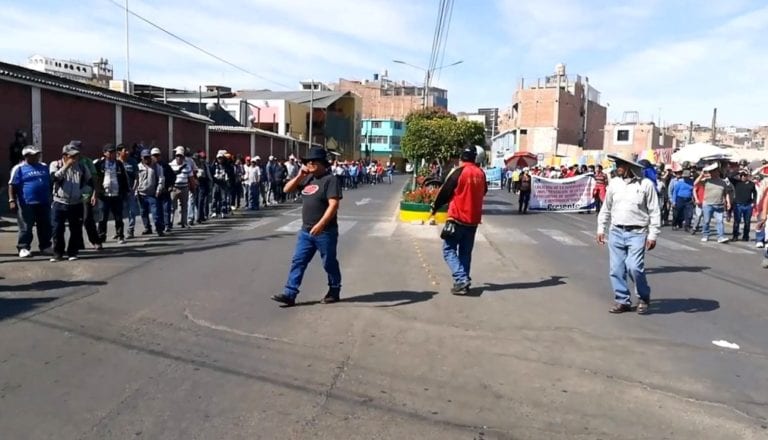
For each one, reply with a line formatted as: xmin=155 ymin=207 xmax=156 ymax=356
xmin=402 ymin=187 xmax=440 ymax=204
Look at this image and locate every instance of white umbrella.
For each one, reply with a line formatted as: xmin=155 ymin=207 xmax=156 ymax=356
xmin=672 ymin=143 xmax=732 ymax=164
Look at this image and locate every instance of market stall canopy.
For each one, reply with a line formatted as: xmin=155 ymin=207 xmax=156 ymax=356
xmin=504 ymin=151 xmax=537 ymax=168
xmin=671 ymin=143 xmax=732 ymax=164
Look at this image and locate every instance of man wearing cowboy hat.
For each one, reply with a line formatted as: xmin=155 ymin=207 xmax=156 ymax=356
xmin=597 ymin=153 xmax=661 ymax=315
xmin=8 ymin=145 xmax=52 ymax=258
xmin=695 ymin=162 xmax=732 ymax=244
xmin=271 ymin=147 xmax=343 ymax=307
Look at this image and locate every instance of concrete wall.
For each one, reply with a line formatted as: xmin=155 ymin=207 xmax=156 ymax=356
xmin=210 ymin=132 xmax=250 ymax=158
xmin=173 ymin=117 xmax=207 ymax=154
xmin=122 ymin=107 xmax=169 ymax=154
xmin=0 ymin=82 xmax=32 ymax=184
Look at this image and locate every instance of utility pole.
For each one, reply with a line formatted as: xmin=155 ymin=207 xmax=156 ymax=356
xmin=710 ymin=107 xmax=717 ymax=144
xmin=124 ymin=0 xmax=131 ymax=87
xmin=423 ymin=70 xmax=430 ymax=109
xmin=688 ymin=121 xmax=694 ymax=144
xmin=309 ymin=79 xmax=314 ymax=148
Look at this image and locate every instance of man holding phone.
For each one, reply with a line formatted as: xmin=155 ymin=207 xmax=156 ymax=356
xmin=271 ymin=147 xmax=343 ymax=307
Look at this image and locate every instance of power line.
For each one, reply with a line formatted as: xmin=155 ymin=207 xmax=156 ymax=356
xmin=107 ymin=0 xmax=292 ymax=89
xmin=434 ymin=0 xmax=454 ymax=85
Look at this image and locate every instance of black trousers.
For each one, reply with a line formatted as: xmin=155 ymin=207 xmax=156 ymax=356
xmin=98 ymin=196 xmax=125 ymax=241
xmin=519 ymin=191 xmax=531 ymax=213
xmin=52 ymin=202 xmax=84 ymax=258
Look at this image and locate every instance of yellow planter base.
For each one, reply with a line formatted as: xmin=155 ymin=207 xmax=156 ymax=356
xmin=399 ymin=210 xmax=448 ymax=224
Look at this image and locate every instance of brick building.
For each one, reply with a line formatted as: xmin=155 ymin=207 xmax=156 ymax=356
xmin=603 ymin=121 xmax=676 ymax=156
xmin=333 ymin=75 xmax=448 ymax=120
xmin=507 ymin=64 xmax=607 ymax=154
xmin=0 ymin=61 xmax=210 ymax=208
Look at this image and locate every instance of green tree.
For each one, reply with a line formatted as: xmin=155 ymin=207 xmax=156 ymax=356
xmin=401 ymin=109 xmax=486 ymax=164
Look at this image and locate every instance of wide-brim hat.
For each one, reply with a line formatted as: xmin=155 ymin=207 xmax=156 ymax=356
xmin=703 ymin=163 xmax=719 ymax=172
xmin=301 ymin=147 xmax=330 ymax=165
xmin=607 ymin=153 xmax=643 ymax=175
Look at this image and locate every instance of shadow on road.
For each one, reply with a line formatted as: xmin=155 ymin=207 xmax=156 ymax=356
xmin=95 ymin=233 xmax=294 ymax=258
xmin=647 ymin=265 xmax=710 ymax=274
xmin=479 ymin=276 xmax=567 ymax=295
xmin=343 ymin=290 xmax=437 ymax=307
xmin=0 ymin=297 xmax=58 ymax=320
xmin=649 ymin=298 xmax=720 ymax=315
xmin=1 ymin=279 xmax=107 ymax=293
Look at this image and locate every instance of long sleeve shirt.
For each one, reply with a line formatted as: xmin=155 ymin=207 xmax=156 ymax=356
xmin=670 ymin=178 xmax=694 ymax=204
xmin=136 ymin=162 xmax=164 ymax=196
xmin=597 ymin=176 xmax=661 ymax=241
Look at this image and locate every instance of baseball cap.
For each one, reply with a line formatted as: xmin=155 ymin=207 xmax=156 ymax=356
xmin=703 ymin=163 xmax=718 ymax=172
xmin=254 ymin=155 xmax=261 ymax=161
xmin=216 ymin=150 xmax=227 ymax=158
xmin=140 ymin=149 xmax=151 ymax=158
xmin=22 ymin=145 xmax=41 ymax=156
xmin=174 ymin=146 xmax=186 ymax=155
xmin=150 ymin=147 xmax=162 ymax=156
xmin=103 ymin=143 xmax=117 ymax=153
xmin=62 ymin=143 xmax=80 ymax=156
xmin=269 ymin=155 xmax=275 ymax=160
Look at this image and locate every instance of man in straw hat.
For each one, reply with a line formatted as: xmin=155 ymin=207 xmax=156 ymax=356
xmin=597 ymin=153 xmax=661 ymax=315
xmin=271 ymin=147 xmax=343 ymax=307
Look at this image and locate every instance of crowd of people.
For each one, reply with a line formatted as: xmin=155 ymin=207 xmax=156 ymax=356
xmin=500 ymin=158 xmax=768 ymax=264
xmin=7 ymin=140 xmax=393 ymax=262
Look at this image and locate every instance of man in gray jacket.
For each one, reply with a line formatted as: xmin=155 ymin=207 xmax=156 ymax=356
xmin=49 ymin=143 xmax=92 ymax=261
xmin=135 ymin=149 xmax=166 ymax=236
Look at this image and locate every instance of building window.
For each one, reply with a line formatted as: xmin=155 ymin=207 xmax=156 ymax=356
xmin=616 ymin=129 xmax=631 ymax=142
xmin=391 ymin=136 xmax=401 ymax=145
xmin=393 ymin=121 xmax=403 ymax=130
xmin=372 ymin=121 xmax=382 ymax=128
xmin=369 ymin=135 xmax=388 ymax=144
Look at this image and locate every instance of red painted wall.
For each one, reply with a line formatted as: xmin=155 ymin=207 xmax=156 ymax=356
xmin=173 ymin=117 xmax=206 ymax=154
xmin=122 ymin=107 xmax=168 ymax=156
xmin=210 ymin=132 xmax=250 ymax=158
xmin=0 ymin=81 xmax=31 ymax=182
xmin=42 ymin=90 xmax=115 ymax=159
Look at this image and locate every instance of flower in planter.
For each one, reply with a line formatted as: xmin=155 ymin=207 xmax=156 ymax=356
xmin=403 ymin=187 xmax=440 ymax=204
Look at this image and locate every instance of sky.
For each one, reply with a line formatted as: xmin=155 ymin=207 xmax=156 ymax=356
xmin=1 ymin=0 xmax=766 ymax=127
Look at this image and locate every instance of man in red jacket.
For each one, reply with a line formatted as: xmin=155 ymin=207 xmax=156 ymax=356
xmin=430 ymin=147 xmax=488 ymax=295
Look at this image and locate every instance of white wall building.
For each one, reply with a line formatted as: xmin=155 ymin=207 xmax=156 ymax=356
xmin=25 ymin=55 xmax=113 ymax=86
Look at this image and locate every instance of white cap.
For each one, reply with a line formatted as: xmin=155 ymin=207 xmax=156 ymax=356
xmin=269 ymin=155 xmax=275 ymax=160
xmin=216 ymin=149 xmax=227 ymax=158
xmin=22 ymin=145 xmax=41 ymax=156
xmin=174 ymin=146 xmax=186 ymax=155
xmin=254 ymin=155 xmax=261 ymax=160
xmin=150 ymin=147 xmax=162 ymax=156
xmin=703 ymin=163 xmax=718 ymax=172
xmin=523 ymin=167 xmax=529 ymax=172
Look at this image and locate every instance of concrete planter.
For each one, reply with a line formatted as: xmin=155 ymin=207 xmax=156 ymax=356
xmin=399 ymin=201 xmax=448 ymax=224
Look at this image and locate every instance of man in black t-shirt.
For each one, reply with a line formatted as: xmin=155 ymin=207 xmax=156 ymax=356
xmin=272 ymin=147 xmax=343 ymax=307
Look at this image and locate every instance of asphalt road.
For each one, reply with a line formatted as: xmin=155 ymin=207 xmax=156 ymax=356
xmin=1 ymin=176 xmax=766 ymax=439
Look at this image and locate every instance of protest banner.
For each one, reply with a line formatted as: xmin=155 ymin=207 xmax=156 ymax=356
xmin=530 ymin=174 xmax=596 ymax=212
xmin=485 ymin=167 xmax=502 ymax=190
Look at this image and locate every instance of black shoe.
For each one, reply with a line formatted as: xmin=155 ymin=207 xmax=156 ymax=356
xmin=157 ymin=231 xmax=165 ymax=237
xmin=112 ymin=234 xmax=119 ymax=240
xmin=271 ymin=294 xmax=296 ymax=307
xmin=127 ymin=231 xmax=135 ymax=239
xmin=451 ymin=282 xmax=470 ymax=296
xmin=141 ymin=229 xmax=153 ymax=236
xmin=321 ymin=289 xmax=341 ymax=304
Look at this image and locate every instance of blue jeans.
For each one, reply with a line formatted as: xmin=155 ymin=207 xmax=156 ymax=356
xmin=248 ymin=182 xmax=260 ymax=210
xmin=124 ymin=192 xmax=139 ymax=233
xmin=159 ymin=192 xmax=172 ymax=229
xmin=702 ymin=204 xmax=725 ymax=239
xmin=284 ymin=228 xmax=342 ymax=297
xmin=138 ymin=195 xmax=163 ymax=232
xmin=441 ymin=223 xmax=478 ymax=286
xmin=732 ymin=203 xmax=753 ymax=240
xmin=608 ymin=227 xmax=650 ymax=305
xmin=197 ymin=182 xmax=210 ymax=221
xmin=17 ymin=203 xmax=52 ymax=251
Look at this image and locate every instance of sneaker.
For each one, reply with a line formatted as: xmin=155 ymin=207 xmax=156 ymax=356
xmin=321 ymin=289 xmax=341 ymax=304
xmin=637 ymin=300 xmax=650 ymax=315
xmin=18 ymin=249 xmax=32 ymax=258
xmin=450 ymin=282 xmax=470 ymax=296
xmin=112 ymin=234 xmax=119 ymax=240
xmin=717 ymin=237 xmax=730 ymax=244
xmin=701 ymin=237 xmax=709 ymax=242
xmin=68 ymin=256 xmax=78 ymax=261
xmin=141 ymin=230 xmax=153 ymax=236
xmin=270 ymin=293 xmax=296 ymax=307
xmin=211 ymin=213 xmax=218 ymax=218
xmin=50 ymin=256 xmax=64 ymax=262
xmin=762 ymin=258 xmax=768 ymax=269
xmin=94 ymin=244 xmax=104 ymax=251
xmin=117 ymin=239 xmax=127 ymax=245
xmin=756 ymin=242 xmax=765 ymax=249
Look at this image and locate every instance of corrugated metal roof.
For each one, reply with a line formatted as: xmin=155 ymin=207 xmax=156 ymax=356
xmin=235 ymin=90 xmax=351 ymax=109
xmin=0 ymin=61 xmax=212 ymax=123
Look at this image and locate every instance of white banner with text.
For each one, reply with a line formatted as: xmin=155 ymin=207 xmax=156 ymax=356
xmin=530 ymin=174 xmax=596 ymax=212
